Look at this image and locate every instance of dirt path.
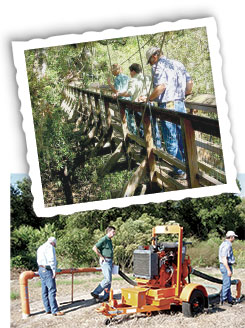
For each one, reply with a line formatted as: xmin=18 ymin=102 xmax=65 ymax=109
xmin=11 ymin=268 xmax=245 ymax=328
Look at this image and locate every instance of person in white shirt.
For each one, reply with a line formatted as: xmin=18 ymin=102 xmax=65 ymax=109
xmin=37 ymin=237 xmax=64 ymax=316
xmin=117 ymin=63 xmax=151 ymax=138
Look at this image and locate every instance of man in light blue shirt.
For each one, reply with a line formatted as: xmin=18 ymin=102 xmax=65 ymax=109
xmin=219 ymin=231 xmax=237 ymax=306
xmin=37 ymin=237 xmax=64 ymax=316
xmin=145 ymin=47 xmax=193 ymax=179
xmin=107 ymin=64 xmax=135 ymax=134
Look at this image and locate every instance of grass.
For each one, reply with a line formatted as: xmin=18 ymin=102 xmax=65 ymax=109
xmin=11 ymin=291 xmax=19 ymax=300
xmin=187 ymin=239 xmax=245 ymax=268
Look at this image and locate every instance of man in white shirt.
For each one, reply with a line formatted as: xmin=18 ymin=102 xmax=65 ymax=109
xmin=37 ymin=237 xmax=64 ymax=316
xmin=117 ymin=63 xmax=151 ymax=138
xmin=219 ymin=231 xmax=237 ymax=306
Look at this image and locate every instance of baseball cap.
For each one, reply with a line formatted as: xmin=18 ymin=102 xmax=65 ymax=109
xmin=226 ymin=231 xmax=238 ymax=238
xmin=146 ymin=47 xmax=160 ymax=64
xmin=48 ymin=237 xmax=57 ymax=245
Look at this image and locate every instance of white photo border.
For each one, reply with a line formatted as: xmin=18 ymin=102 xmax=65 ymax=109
xmin=12 ymin=17 xmax=239 ymax=217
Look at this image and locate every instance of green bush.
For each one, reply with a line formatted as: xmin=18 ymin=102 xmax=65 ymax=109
xmin=57 ymin=227 xmax=95 ymax=268
xmin=233 ymin=241 xmax=245 ymax=268
xmin=11 ymin=223 xmax=57 ymax=270
xmin=187 ymin=238 xmax=245 ymax=268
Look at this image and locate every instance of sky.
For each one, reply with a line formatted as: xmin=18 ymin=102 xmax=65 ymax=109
xmin=10 ymin=173 xmax=28 ymax=188
xmin=237 ymin=173 xmax=245 ymax=198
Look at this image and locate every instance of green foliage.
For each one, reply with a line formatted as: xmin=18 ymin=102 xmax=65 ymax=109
xmin=10 ymin=175 xmax=244 ymax=270
xmin=233 ymin=241 xmax=245 ymax=268
xmin=11 ymin=178 xmax=37 ymax=230
xmin=10 ymin=291 xmax=20 ymax=301
xmin=57 ymin=227 xmax=95 ymax=268
xmin=188 ymin=237 xmax=245 ymax=268
xmin=108 ymin=214 xmax=162 ymax=270
xmin=11 ymin=223 xmax=57 ymax=270
xmin=190 ymin=194 xmax=242 ymax=238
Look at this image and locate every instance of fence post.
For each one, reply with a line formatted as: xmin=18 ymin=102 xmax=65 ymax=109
xmin=104 ymin=99 xmax=112 ymax=128
xmin=143 ymin=107 xmax=156 ymax=185
xmin=119 ymin=103 xmax=128 ymax=142
xmin=180 ymin=118 xmax=200 ymax=188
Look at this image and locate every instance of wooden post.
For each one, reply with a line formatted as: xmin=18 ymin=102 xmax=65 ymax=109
xmin=71 ymin=272 xmax=74 ymax=303
xmin=119 ymin=103 xmax=128 ymax=141
xmin=94 ymin=96 xmax=100 ymax=116
xmin=121 ymin=159 xmax=147 ymax=197
xmin=142 ymin=108 xmax=156 ymax=185
xmin=87 ymin=93 xmax=93 ymax=116
xmin=180 ymin=118 xmax=200 ymax=188
xmin=104 ymin=100 xmax=112 ymax=128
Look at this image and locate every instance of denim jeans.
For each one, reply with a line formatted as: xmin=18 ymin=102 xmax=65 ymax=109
xmin=92 ymin=258 xmax=113 ymax=301
xmin=125 ymin=109 xmax=137 ymax=135
xmin=38 ymin=267 xmax=58 ymax=314
xmin=151 ymin=115 xmax=162 ymax=149
xmin=220 ymin=263 xmax=233 ymax=302
xmin=134 ymin=112 xmax=144 ymax=138
xmin=159 ymin=101 xmax=186 ymax=174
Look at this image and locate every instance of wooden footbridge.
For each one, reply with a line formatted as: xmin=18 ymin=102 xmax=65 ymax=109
xmin=62 ymin=85 xmax=225 ymax=197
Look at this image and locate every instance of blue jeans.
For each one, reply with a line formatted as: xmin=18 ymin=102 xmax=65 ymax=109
xmin=159 ymin=101 xmax=186 ymax=174
xmin=92 ymin=258 xmax=113 ymax=300
xmin=38 ymin=267 xmax=58 ymax=314
xmin=125 ymin=109 xmax=137 ymax=135
xmin=151 ymin=115 xmax=161 ymax=149
xmin=220 ymin=263 xmax=233 ymax=302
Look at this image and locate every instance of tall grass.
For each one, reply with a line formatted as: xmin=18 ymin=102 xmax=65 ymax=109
xmin=187 ymin=237 xmax=245 ymax=268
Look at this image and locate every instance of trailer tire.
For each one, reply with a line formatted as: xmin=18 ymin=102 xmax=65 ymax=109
xmin=182 ymin=289 xmax=205 ymax=317
xmin=104 ymin=318 xmax=111 ymax=325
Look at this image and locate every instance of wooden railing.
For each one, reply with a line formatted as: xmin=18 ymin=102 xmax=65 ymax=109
xmin=61 ymin=86 xmax=225 ymax=195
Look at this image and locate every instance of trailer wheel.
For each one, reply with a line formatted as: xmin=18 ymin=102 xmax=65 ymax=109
xmin=104 ymin=318 xmax=111 ymax=325
xmin=182 ymin=289 xmax=205 ymax=317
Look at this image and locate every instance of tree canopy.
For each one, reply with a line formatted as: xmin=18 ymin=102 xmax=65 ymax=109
xmin=11 ymin=177 xmax=244 ymax=270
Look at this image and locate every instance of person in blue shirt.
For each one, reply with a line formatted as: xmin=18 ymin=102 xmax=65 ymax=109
xmin=219 ymin=231 xmax=237 ymax=306
xmin=107 ymin=64 xmax=136 ymax=134
xmin=145 ymin=47 xmax=193 ymax=179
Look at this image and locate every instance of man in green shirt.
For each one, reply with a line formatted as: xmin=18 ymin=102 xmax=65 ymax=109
xmin=91 ymin=226 xmax=116 ymax=302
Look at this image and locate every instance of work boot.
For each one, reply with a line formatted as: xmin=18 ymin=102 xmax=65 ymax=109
xmin=168 ymin=171 xmax=186 ymax=180
xmin=91 ymin=292 xmax=100 ymax=299
xmin=220 ymin=300 xmax=233 ymax=307
xmin=52 ymin=311 xmax=64 ymax=316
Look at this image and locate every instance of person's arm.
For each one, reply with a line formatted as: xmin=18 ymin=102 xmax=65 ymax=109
xmin=47 ymin=245 xmax=57 ymax=278
xmin=118 ymin=78 xmax=134 ymax=98
xmin=118 ymin=91 xmax=130 ymax=97
xmin=221 ymin=256 xmax=232 ymax=277
xmin=148 ymin=84 xmax=166 ymax=102
xmin=107 ymin=76 xmax=118 ymax=94
xmin=185 ymin=79 xmax=193 ymax=96
xmin=92 ymin=245 xmax=105 ymax=261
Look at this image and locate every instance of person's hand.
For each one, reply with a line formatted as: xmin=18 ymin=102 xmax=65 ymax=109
xmin=112 ymin=92 xmax=119 ymax=99
xmin=52 ymin=272 xmax=56 ymax=279
xmin=227 ymin=269 xmax=232 ymax=277
xmin=138 ymin=96 xmax=147 ymax=102
xmin=100 ymin=256 xmax=105 ymax=264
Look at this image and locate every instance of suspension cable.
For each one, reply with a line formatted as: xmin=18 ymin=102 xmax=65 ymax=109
xmin=136 ymin=33 xmax=166 ymax=190
xmin=106 ymin=40 xmax=132 ymax=167
xmin=136 ymin=32 xmax=166 ymax=135
xmin=120 ymin=33 xmax=161 ymax=66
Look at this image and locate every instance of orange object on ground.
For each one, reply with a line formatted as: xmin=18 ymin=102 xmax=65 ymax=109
xmin=19 ymin=267 xmax=101 ymax=319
